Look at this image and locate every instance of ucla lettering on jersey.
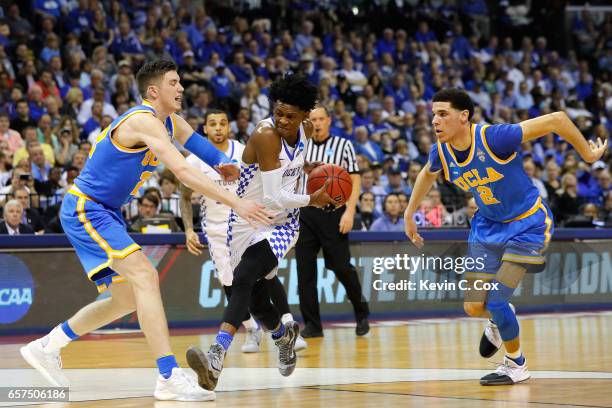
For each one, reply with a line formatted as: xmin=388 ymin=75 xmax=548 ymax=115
xmin=75 ymin=101 xmax=175 ymax=208
xmin=437 ymin=123 xmax=541 ymax=222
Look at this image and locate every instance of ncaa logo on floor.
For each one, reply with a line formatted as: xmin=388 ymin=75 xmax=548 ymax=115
xmin=0 ymin=255 xmax=34 ymax=324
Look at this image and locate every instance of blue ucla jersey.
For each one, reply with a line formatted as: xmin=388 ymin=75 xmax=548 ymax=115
xmin=432 ymin=123 xmax=541 ymax=222
xmin=75 ymin=101 xmax=175 ymax=209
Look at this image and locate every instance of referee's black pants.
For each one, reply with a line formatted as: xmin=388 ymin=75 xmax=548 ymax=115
xmin=296 ymin=206 xmax=369 ymax=332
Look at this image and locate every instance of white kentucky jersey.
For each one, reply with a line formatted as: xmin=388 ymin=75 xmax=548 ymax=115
xmin=227 ymin=117 xmax=306 ymax=267
xmin=185 ymin=139 xmax=244 ymax=236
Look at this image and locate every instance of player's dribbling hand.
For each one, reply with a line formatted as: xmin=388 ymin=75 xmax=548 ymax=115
xmin=216 ymin=162 xmax=240 ymax=182
xmin=185 ymin=229 xmax=204 ymax=256
xmin=405 ymin=215 xmax=424 ymax=249
xmin=584 ymin=137 xmax=608 ymax=163
xmin=235 ymin=199 xmax=273 ymax=227
xmin=309 ymin=180 xmax=338 ymax=209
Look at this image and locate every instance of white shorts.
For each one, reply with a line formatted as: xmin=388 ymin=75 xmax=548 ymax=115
xmin=205 ymin=232 xmax=234 ymax=286
xmin=227 ymin=209 xmax=300 ymax=279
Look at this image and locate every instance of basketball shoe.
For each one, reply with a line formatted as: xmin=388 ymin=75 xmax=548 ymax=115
xmin=186 ymin=343 xmax=225 ymax=391
xmin=480 ymin=356 xmax=530 ymax=385
xmin=20 ymin=339 xmax=69 ymax=387
xmin=241 ymin=326 xmax=263 ymax=353
xmin=154 ymin=367 xmax=216 ymax=401
xmin=275 ymin=321 xmax=299 ymax=376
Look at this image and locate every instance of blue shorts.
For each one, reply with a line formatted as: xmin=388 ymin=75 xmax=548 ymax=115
xmin=467 ymin=198 xmax=554 ymax=277
xmin=60 ymin=187 xmax=140 ymax=292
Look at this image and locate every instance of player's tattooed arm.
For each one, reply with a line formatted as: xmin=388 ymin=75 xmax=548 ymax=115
xmin=179 ymin=182 xmax=204 ymax=256
xmin=520 ymin=112 xmax=608 ymax=163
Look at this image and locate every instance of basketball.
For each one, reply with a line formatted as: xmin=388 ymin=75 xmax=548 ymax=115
xmin=306 ymin=164 xmax=353 ymax=206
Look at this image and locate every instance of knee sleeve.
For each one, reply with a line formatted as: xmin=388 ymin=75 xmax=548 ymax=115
xmin=267 ymin=276 xmax=290 ymax=316
xmin=223 ymin=241 xmax=278 ymax=329
xmin=249 ymin=280 xmax=280 ymax=330
xmin=485 ymin=280 xmax=519 ymax=341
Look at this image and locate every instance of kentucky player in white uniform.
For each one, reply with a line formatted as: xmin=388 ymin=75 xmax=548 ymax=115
xmin=186 ymin=75 xmax=334 ymax=392
xmin=180 ymin=110 xmax=306 ymax=353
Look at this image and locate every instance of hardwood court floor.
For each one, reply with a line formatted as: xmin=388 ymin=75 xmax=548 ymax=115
xmin=1 ymin=312 xmax=611 ymax=407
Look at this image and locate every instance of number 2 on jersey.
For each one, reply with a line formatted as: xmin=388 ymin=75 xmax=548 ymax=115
xmin=476 ymin=186 xmax=500 ymax=205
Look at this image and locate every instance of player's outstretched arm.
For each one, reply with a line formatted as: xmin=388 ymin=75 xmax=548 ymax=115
xmin=404 ymin=163 xmax=439 ymax=248
xmin=172 ymin=113 xmax=239 ymax=181
xmin=179 ymin=182 xmax=204 ymax=256
xmin=130 ymin=115 xmax=271 ymax=226
xmin=520 ymin=111 xmax=608 ymax=163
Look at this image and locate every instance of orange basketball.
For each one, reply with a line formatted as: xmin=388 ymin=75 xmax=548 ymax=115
xmin=306 ymin=164 xmax=353 ymax=206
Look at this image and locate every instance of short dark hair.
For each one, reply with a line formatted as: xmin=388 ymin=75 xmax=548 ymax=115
xmin=136 ymin=60 xmax=178 ymax=98
xmin=383 ymin=193 xmax=399 ymax=211
xmin=269 ymin=73 xmax=318 ymax=112
xmin=139 ymin=192 xmax=160 ymax=207
xmin=432 ymin=88 xmax=474 ymax=120
xmin=204 ymin=109 xmax=229 ymax=124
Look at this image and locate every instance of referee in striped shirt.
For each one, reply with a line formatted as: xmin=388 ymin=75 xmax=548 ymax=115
xmin=297 ymin=106 xmax=370 ymax=338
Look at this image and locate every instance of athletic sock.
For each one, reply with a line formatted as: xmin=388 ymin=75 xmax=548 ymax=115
xmin=271 ymin=323 xmax=285 ymax=340
xmin=215 ymin=330 xmax=234 ymax=351
xmin=506 ymin=350 xmax=525 ymax=366
xmin=281 ymin=313 xmax=293 ymax=325
xmin=242 ymin=316 xmax=259 ymax=331
xmin=41 ymin=322 xmax=78 ymax=353
xmin=156 ymin=354 xmax=178 ymax=379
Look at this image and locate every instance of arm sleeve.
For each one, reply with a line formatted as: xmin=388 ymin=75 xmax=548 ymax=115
xmin=484 ymin=124 xmax=523 ymax=159
xmin=261 ymin=167 xmax=310 ymax=210
xmin=427 ymin=143 xmax=442 ymax=172
xmin=183 ymin=132 xmax=232 ymax=168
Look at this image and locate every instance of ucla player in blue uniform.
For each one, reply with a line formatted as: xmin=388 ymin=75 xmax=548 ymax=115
xmin=404 ymin=89 xmax=607 ymax=386
xmin=19 ymin=60 xmax=271 ymax=401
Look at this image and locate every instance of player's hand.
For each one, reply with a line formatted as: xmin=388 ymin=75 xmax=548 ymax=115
xmin=404 ymin=214 xmax=424 ymax=249
xmin=339 ymin=208 xmax=354 ymax=234
xmin=304 ymin=161 xmax=324 ymax=176
xmin=216 ymin=162 xmax=240 ymax=182
xmin=234 ymin=199 xmax=273 ymax=227
xmin=309 ymin=180 xmax=337 ymax=208
xmin=583 ymin=137 xmax=608 ymax=163
xmin=185 ymin=229 xmax=204 ymax=256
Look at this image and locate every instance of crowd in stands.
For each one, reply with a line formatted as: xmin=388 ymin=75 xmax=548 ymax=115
xmin=0 ymin=0 xmax=610 ymax=235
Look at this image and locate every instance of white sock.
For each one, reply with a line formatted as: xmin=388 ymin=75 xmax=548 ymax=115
xmin=281 ymin=313 xmax=293 ymax=325
xmin=41 ymin=325 xmax=72 ymax=353
xmin=242 ymin=316 xmax=259 ymax=330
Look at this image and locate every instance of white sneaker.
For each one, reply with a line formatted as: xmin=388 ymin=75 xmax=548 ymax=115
xmin=154 ymin=367 xmax=215 ymax=401
xmin=294 ymin=335 xmax=308 ymax=352
xmin=241 ymin=327 xmax=263 ymax=353
xmin=20 ymin=339 xmax=69 ymax=387
xmin=480 ymin=356 xmax=530 ymax=386
xmin=479 ymin=303 xmax=516 ymax=358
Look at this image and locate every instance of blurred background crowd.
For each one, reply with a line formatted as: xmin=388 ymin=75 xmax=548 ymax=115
xmin=0 ymin=0 xmax=610 ymax=235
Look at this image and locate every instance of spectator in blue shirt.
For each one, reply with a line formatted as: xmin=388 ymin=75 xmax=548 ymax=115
xmin=33 ymin=0 xmax=61 ymax=20
xmin=415 ymin=21 xmax=437 ymax=44
xmin=370 ymin=193 xmax=404 ymax=232
xmin=384 ymin=73 xmax=410 ymax=108
xmin=111 ymin=20 xmax=144 ymax=60
xmin=229 ymin=51 xmax=254 ymax=85
xmin=211 ymin=63 xmax=233 ymax=99
xmin=353 ymin=126 xmax=384 ymax=164
xmin=376 ymin=28 xmax=396 ymax=58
